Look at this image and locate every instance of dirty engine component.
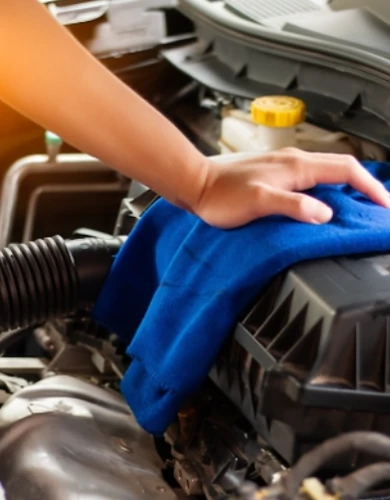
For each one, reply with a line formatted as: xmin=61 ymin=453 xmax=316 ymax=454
xmin=0 ymin=182 xmax=390 ymax=499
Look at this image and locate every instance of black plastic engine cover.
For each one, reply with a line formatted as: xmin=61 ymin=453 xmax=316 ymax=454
xmin=210 ymin=252 xmax=390 ymax=465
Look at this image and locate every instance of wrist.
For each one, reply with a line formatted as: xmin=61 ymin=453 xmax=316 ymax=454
xmin=175 ymin=155 xmax=212 ymax=215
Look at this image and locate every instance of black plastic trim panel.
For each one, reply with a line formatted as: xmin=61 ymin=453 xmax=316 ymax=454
xmin=163 ymin=4 xmax=390 ymax=149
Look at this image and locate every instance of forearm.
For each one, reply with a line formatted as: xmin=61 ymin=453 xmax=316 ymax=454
xmin=0 ymin=0 xmax=207 ymax=209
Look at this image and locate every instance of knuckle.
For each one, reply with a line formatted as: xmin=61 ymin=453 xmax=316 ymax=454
xmin=289 ymin=156 xmax=306 ymax=177
xmin=253 ymin=183 xmax=276 ymax=211
xmin=342 ymin=155 xmax=359 ymax=172
xmin=344 ymin=154 xmax=358 ymax=164
xmin=280 ymin=147 xmax=301 ymax=155
xmin=254 ymin=183 xmax=269 ymax=202
xmin=280 ymin=148 xmax=304 ymax=168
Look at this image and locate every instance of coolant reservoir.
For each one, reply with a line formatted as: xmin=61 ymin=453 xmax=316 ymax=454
xmin=220 ymin=96 xmax=357 ymax=156
xmin=220 ymin=96 xmax=305 ymax=154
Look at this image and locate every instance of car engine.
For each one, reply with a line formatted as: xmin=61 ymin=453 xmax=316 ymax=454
xmin=1 ymin=1 xmax=390 ymax=499
xmin=0 ymin=187 xmax=389 ymax=500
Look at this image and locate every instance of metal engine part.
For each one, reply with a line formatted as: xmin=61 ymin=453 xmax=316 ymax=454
xmin=0 ymin=374 xmax=177 ymax=499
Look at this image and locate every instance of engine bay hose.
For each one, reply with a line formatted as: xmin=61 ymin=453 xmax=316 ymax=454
xmin=328 ymin=462 xmax=390 ymax=499
xmin=0 ymin=235 xmax=124 ymax=331
xmin=282 ymin=432 xmax=390 ymax=498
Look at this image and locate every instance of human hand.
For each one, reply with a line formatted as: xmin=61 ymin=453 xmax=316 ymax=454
xmin=194 ymin=148 xmax=390 ymax=229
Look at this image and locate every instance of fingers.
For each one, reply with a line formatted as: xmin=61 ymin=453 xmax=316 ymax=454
xmin=256 ymin=185 xmax=333 ymax=224
xmin=272 ymin=149 xmax=390 ymax=208
xmin=199 ymin=150 xmax=390 ymax=229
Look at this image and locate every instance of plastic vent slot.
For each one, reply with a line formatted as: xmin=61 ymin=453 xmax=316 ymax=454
xmin=209 ymin=254 xmax=390 ymax=464
xmin=224 ymin=0 xmax=323 ymax=24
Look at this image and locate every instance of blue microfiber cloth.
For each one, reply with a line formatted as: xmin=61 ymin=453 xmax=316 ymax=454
xmin=93 ymin=161 xmax=390 ymax=435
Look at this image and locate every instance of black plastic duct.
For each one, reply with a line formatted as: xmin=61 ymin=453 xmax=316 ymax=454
xmin=0 ymin=235 xmax=123 ymax=330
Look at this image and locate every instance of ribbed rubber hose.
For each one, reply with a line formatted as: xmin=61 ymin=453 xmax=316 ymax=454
xmin=0 ymin=235 xmax=123 ymax=331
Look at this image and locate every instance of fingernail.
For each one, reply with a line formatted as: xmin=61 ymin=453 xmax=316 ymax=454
xmin=300 ymin=197 xmax=333 ymax=224
xmin=310 ymin=205 xmax=333 ymax=224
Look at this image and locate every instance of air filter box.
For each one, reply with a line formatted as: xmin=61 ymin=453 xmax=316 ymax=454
xmin=210 ymin=252 xmax=390 ymax=464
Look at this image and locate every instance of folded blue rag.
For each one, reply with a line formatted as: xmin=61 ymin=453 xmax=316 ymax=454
xmin=93 ymin=161 xmax=390 ymax=435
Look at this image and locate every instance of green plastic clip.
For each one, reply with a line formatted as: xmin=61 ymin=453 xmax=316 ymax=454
xmin=45 ymin=130 xmax=63 ymax=147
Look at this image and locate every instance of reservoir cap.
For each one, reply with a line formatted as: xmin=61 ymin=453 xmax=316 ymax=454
xmin=251 ymin=96 xmax=305 ymax=128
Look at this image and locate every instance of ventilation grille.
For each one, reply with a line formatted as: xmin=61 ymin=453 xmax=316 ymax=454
xmin=210 ymin=261 xmax=390 ymax=463
xmin=225 ymin=0 xmax=323 ymax=24
xmin=211 ymin=272 xmax=390 ymax=428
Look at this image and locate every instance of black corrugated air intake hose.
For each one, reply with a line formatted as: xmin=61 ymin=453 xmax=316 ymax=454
xmin=0 ymin=235 xmax=124 ymax=331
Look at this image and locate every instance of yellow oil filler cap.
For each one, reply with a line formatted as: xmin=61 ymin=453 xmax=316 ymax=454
xmin=251 ymin=96 xmax=306 ymax=128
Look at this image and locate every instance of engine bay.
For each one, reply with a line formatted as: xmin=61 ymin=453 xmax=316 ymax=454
xmin=0 ymin=191 xmax=389 ymax=499
xmin=1 ymin=1 xmax=390 ymax=499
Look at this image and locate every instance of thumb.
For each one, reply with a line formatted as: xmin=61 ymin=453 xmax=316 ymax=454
xmin=258 ymin=187 xmax=334 ymax=224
